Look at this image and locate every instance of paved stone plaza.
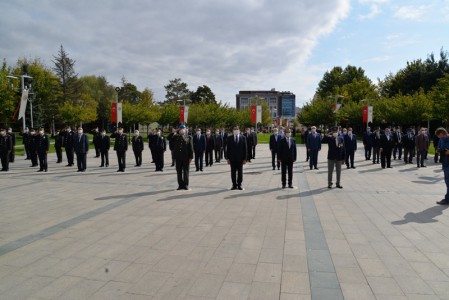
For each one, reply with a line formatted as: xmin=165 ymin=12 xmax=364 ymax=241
xmin=1 ymin=143 xmax=449 ymax=299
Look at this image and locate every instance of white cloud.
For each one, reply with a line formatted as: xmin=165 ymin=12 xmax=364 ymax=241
xmin=358 ymin=0 xmax=389 ymax=20
xmin=394 ymin=5 xmax=428 ymax=21
xmin=0 ymin=0 xmax=350 ymax=105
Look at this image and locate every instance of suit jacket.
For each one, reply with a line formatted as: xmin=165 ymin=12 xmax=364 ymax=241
xmin=132 ymin=136 xmax=144 ymax=152
xmin=73 ymin=133 xmax=89 ymax=154
xmin=112 ymin=133 xmax=128 ymax=152
xmin=343 ymin=134 xmax=357 ymax=152
xmin=252 ymin=132 xmax=258 ymax=146
xmin=0 ymin=134 xmax=12 ymax=152
xmin=213 ymin=134 xmax=223 ymax=150
xmin=173 ymin=134 xmax=193 ymax=160
xmin=99 ymin=135 xmax=110 ymax=151
xmin=193 ymin=134 xmax=206 ymax=153
xmin=279 ymin=137 xmax=297 ymax=163
xmin=306 ymin=132 xmax=321 ymax=150
xmin=91 ymin=130 xmax=101 ymax=146
xmin=363 ymin=132 xmax=372 ymax=146
xmin=226 ymin=134 xmax=247 ymax=162
xmin=244 ymin=132 xmax=253 ymax=148
xmin=205 ymin=135 xmax=215 ymax=151
xmin=62 ymin=131 xmax=75 ymax=148
xmin=323 ymin=135 xmax=345 ymax=161
xmin=269 ymin=134 xmax=281 ymax=153
xmin=36 ymin=134 xmax=50 ymax=153
xmin=393 ymin=131 xmax=403 ymax=145
xmin=371 ymin=132 xmax=382 ymax=148
xmin=415 ymin=134 xmax=429 ymax=151
xmin=380 ymin=134 xmax=395 ymax=151
xmin=154 ymin=135 xmax=166 ymax=153
xmin=403 ymin=133 xmax=415 ymax=149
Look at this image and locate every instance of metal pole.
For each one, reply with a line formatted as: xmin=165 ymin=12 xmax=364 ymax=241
xmin=30 ymin=99 xmax=34 ymax=129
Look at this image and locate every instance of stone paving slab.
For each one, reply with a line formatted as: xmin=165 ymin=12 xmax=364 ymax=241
xmin=0 ymin=142 xmax=449 ymax=299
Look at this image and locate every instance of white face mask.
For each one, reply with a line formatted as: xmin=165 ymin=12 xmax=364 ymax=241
xmin=233 ymin=130 xmax=240 ymax=136
xmin=118 ymin=130 xmax=123 ymax=134
xmin=333 ymin=133 xmax=338 ymax=137
xmin=311 ymin=129 xmax=316 ymax=133
xmin=101 ymin=132 xmax=106 ymax=136
xmin=39 ymin=131 xmax=44 ymax=135
xmin=0 ymin=131 xmax=6 ymax=136
xmin=246 ymin=130 xmax=250 ymax=134
xmin=157 ymin=131 xmax=161 ymax=136
xmin=206 ymin=131 xmax=211 ymax=135
xmin=285 ymin=133 xmax=291 ymax=138
xmin=348 ymin=131 xmax=352 ymax=135
xmin=196 ymin=131 xmax=201 ymax=135
xmin=273 ymin=131 xmax=278 ymax=135
xmin=179 ymin=129 xmax=185 ymax=135
xmin=78 ymin=130 xmax=83 ymax=134
xmin=135 ymin=132 xmax=139 ymax=136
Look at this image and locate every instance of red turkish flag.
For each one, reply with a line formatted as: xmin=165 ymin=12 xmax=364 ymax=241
xmin=180 ymin=106 xmax=185 ymax=123
xmin=111 ymin=103 xmax=117 ymax=123
xmin=362 ymin=106 xmax=368 ymax=123
xmin=250 ymin=105 xmax=257 ymax=123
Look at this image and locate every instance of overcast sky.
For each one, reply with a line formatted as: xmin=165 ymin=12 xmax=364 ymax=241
xmin=1 ymin=0 xmax=448 ymax=107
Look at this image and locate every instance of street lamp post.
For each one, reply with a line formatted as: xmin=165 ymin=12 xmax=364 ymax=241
xmin=329 ymin=95 xmax=344 ymax=126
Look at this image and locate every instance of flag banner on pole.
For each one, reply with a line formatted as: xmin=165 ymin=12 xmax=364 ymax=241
xmin=18 ymin=89 xmax=29 ymax=120
xmin=184 ymin=106 xmax=189 ymax=123
xmin=367 ymin=106 xmax=373 ymax=124
xmin=331 ymin=103 xmax=342 ymax=113
xmin=117 ymin=102 xmax=123 ymax=124
xmin=180 ymin=106 xmax=185 ymax=123
xmin=363 ymin=106 xmax=368 ymax=123
xmin=250 ymin=105 xmax=257 ymax=123
xmin=256 ymin=105 xmax=262 ymax=124
xmin=111 ymin=103 xmax=117 ymax=122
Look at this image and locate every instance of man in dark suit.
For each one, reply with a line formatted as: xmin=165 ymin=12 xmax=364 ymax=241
xmin=167 ymin=127 xmax=176 ymax=167
xmin=132 ymin=130 xmax=144 ymax=167
xmin=380 ymin=127 xmax=395 ymax=168
xmin=243 ymin=127 xmax=253 ymax=162
xmin=278 ymin=129 xmax=297 ymax=188
xmin=371 ymin=128 xmax=381 ymax=164
xmin=226 ymin=125 xmax=247 ymax=190
xmin=363 ymin=127 xmax=372 ymax=160
xmin=63 ymin=127 xmax=75 ymax=167
xmin=28 ymin=129 xmax=38 ymax=167
xmin=7 ymin=128 xmax=15 ymax=163
xmin=306 ymin=126 xmax=321 ymax=170
xmin=322 ymin=127 xmax=345 ymax=189
xmin=112 ymin=127 xmax=128 ymax=172
xmin=221 ymin=128 xmax=227 ymax=161
xmin=415 ymin=127 xmax=429 ymax=168
xmin=393 ymin=126 xmax=403 ymax=160
xmin=213 ymin=129 xmax=223 ymax=163
xmin=36 ymin=128 xmax=50 ymax=172
xmin=91 ymin=127 xmax=101 ymax=158
xmin=54 ymin=129 xmax=63 ymax=163
xmin=154 ymin=129 xmax=166 ymax=171
xmin=73 ymin=127 xmax=89 ymax=172
xmin=193 ymin=128 xmax=206 ymax=171
xmin=20 ymin=127 xmax=31 ymax=160
xmin=403 ymin=128 xmax=415 ymax=164
xmin=0 ymin=128 xmax=13 ymax=171
xmin=269 ymin=128 xmax=281 ymax=170
xmin=205 ymin=129 xmax=215 ymax=167
xmin=148 ymin=129 xmax=157 ymax=163
xmin=173 ymin=125 xmax=193 ymax=190
xmin=343 ymin=127 xmax=357 ymax=169
xmin=251 ymin=127 xmax=257 ymax=159
xmin=99 ymin=129 xmax=110 ymax=167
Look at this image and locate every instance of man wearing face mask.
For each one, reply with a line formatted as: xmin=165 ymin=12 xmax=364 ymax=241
xmin=99 ymin=129 xmax=110 ymax=167
xmin=371 ymin=127 xmax=382 ymax=164
xmin=226 ymin=125 xmax=247 ymax=190
xmin=306 ymin=126 xmax=321 ymax=170
xmin=73 ymin=127 xmax=89 ymax=172
xmin=415 ymin=127 xmax=429 ymax=168
xmin=28 ymin=129 xmax=38 ymax=167
xmin=54 ymin=129 xmax=63 ymax=163
xmin=243 ymin=127 xmax=253 ymax=163
xmin=91 ymin=127 xmax=101 ymax=158
xmin=35 ymin=128 xmax=50 ymax=172
xmin=193 ymin=128 xmax=206 ymax=172
xmin=154 ymin=129 xmax=166 ymax=171
xmin=278 ymin=128 xmax=297 ymax=188
xmin=7 ymin=128 xmax=15 ymax=163
xmin=132 ymin=130 xmax=144 ymax=167
xmin=380 ymin=127 xmax=395 ymax=168
xmin=363 ymin=127 xmax=372 ymax=161
xmin=213 ymin=129 xmax=223 ymax=163
xmin=343 ymin=127 xmax=357 ymax=169
xmin=173 ymin=124 xmax=193 ymax=190
xmin=269 ymin=128 xmax=281 ymax=170
xmin=322 ymin=127 xmax=345 ymax=189
xmin=20 ymin=127 xmax=31 ymax=160
xmin=0 ymin=128 xmax=13 ymax=171
xmin=205 ymin=129 xmax=215 ymax=167
xmin=251 ymin=127 xmax=257 ymax=159
xmin=403 ymin=128 xmax=415 ymax=164
xmin=167 ymin=127 xmax=177 ymax=167
xmin=63 ymin=127 xmax=75 ymax=167
xmin=112 ymin=127 xmax=128 ymax=172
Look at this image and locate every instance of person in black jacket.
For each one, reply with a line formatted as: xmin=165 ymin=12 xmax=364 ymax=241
xmin=371 ymin=128 xmax=381 ymax=164
xmin=20 ymin=127 xmax=31 ymax=160
xmin=36 ymin=128 xmax=50 ymax=172
xmin=7 ymin=128 xmax=15 ymax=163
xmin=73 ymin=127 xmax=90 ymax=172
xmin=0 ymin=128 xmax=13 ymax=171
xmin=154 ymin=129 xmax=166 ymax=171
xmin=380 ymin=127 xmax=395 ymax=168
xmin=269 ymin=128 xmax=281 ymax=170
xmin=63 ymin=127 xmax=75 ymax=167
xmin=362 ymin=127 xmax=372 ymax=160
xmin=393 ymin=126 xmax=403 ymax=160
xmin=205 ymin=129 xmax=215 ymax=167
xmin=322 ymin=127 xmax=345 ymax=189
xmin=251 ymin=127 xmax=257 ymax=159
xmin=243 ymin=127 xmax=253 ymax=163
xmin=132 ymin=130 xmax=144 ymax=167
xmin=99 ymin=129 xmax=110 ymax=167
xmin=112 ymin=127 xmax=128 ymax=172
xmin=54 ymin=129 xmax=63 ymax=163
xmin=173 ymin=125 xmax=193 ymax=190
xmin=91 ymin=127 xmax=101 ymax=158
xmin=213 ymin=129 xmax=223 ymax=163
xmin=403 ymin=128 xmax=415 ymax=164
xmin=167 ymin=127 xmax=176 ymax=167
xmin=226 ymin=125 xmax=247 ymax=190
xmin=278 ymin=129 xmax=297 ymax=188
xmin=29 ymin=129 xmax=38 ymax=167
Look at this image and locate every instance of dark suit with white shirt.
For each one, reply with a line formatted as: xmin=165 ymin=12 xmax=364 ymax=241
xmin=226 ymin=134 xmax=247 ymax=189
xmin=279 ymin=136 xmax=297 ymax=187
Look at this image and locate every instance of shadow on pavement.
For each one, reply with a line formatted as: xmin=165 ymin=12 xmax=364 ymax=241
xmin=412 ymin=176 xmax=443 ymax=184
xmin=392 ymin=205 xmax=449 ymax=225
xmin=157 ymin=189 xmax=228 ymax=201
xmin=224 ymin=188 xmax=279 ymax=199
xmin=95 ymin=189 xmax=173 ymax=200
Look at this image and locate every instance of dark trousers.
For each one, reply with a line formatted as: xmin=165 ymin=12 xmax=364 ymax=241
xmin=1 ymin=151 xmax=9 ymax=170
xmin=171 ymin=150 xmax=175 ymax=166
xmin=24 ymin=144 xmax=30 ymax=159
xmin=100 ymin=150 xmax=109 ymax=166
xmin=176 ymin=159 xmax=190 ymax=188
xmin=364 ymin=145 xmax=372 ymax=160
xmin=417 ymin=149 xmax=427 ymax=167
xmin=230 ymin=160 xmax=243 ymax=187
xmin=195 ymin=151 xmax=204 ymax=171
xmin=205 ymin=150 xmax=213 ymax=166
xmin=444 ymin=166 xmax=449 ymax=200
xmin=214 ymin=149 xmax=221 ymax=162
xmin=246 ymin=146 xmax=252 ymax=162
xmin=281 ymin=161 xmax=293 ymax=187
xmin=345 ymin=151 xmax=355 ymax=168
xmin=393 ymin=144 xmax=403 ymax=159
xmin=37 ymin=151 xmax=47 ymax=171
xmin=220 ymin=147 xmax=224 ymax=160
xmin=134 ymin=150 xmax=142 ymax=166
xmin=404 ymin=148 xmax=414 ymax=163
xmin=55 ymin=147 xmax=62 ymax=163
xmin=150 ymin=147 xmax=155 ymax=162
xmin=306 ymin=147 xmax=310 ymax=161
xmin=271 ymin=151 xmax=280 ymax=169
xmin=435 ymin=152 xmax=441 ymax=163
xmin=252 ymin=146 xmax=256 ymax=159
xmin=309 ymin=149 xmax=319 ymax=169
xmin=95 ymin=145 xmax=100 ymax=157
xmin=117 ymin=151 xmax=126 ymax=171
xmin=76 ymin=152 xmax=87 ymax=171
xmin=372 ymin=147 xmax=380 ymax=163
xmin=9 ymin=148 xmax=14 ymax=162
xmin=30 ymin=150 xmax=38 ymax=166
xmin=381 ymin=150 xmax=392 ymax=168
xmin=155 ymin=150 xmax=164 ymax=170
xmin=66 ymin=147 xmax=74 ymax=165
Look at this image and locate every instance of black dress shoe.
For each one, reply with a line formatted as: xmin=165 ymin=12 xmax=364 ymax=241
xmin=288 ymin=185 xmax=294 ymax=188
xmin=237 ymin=186 xmax=243 ymax=190
xmin=336 ymin=185 xmax=343 ymax=189
xmin=37 ymin=170 xmax=43 ymax=172
xmin=99 ymin=165 xmax=104 ymax=167
xmin=231 ymin=186 xmax=237 ymax=190
xmin=437 ymin=199 xmax=449 ymax=205
xmin=183 ymin=186 xmax=189 ymax=190
xmin=351 ymin=166 xmax=356 ymax=169
xmin=177 ymin=186 xmax=184 ymax=190
xmin=328 ymin=185 xmax=332 ymax=189
xmin=314 ymin=167 xmax=319 ymax=170
xmin=282 ymin=185 xmax=286 ymax=188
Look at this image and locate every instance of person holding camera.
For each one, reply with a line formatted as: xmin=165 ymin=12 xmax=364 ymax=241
xmin=322 ymin=127 xmax=345 ymax=189
xmin=435 ymin=128 xmax=449 ymax=205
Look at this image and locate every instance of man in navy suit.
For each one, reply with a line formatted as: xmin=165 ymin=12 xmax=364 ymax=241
xmin=278 ymin=129 xmax=297 ymax=188
xmin=73 ymin=127 xmax=90 ymax=172
xmin=35 ymin=128 xmax=50 ymax=172
xmin=269 ymin=128 xmax=281 ymax=170
xmin=322 ymin=127 xmax=345 ymax=189
xmin=306 ymin=126 xmax=321 ymax=170
xmin=362 ymin=127 xmax=372 ymax=160
xmin=380 ymin=127 xmax=395 ymax=168
xmin=99 ymin=129 xmax=110 ymax=167
xmin=344 ymin=127 xmax=357 ymax=169
xmin=112 ymin=127 xmax=128 ymax=172
xmin=193 ymin=128 xmax=206 ymax=171
xmin=226 ymin=125 xmax=247 ymax=190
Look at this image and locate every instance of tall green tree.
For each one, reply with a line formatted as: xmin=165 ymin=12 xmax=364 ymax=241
xmin=0 ymin=59 xmax=17 ymax=126
xmin=159 ymin=103 xmax=180 ymax=126
xmin=431 ymin=73 xmax=449 ymax=125
xmin=118 ymin=77 xmax=141 ymax=104
xmin=191 ymin=85 xmax=216 ymax=104
xmin=52 ymin=45 xmax=81 ymax=103
xmin=164 ymin=78 xmax=191 ymax=103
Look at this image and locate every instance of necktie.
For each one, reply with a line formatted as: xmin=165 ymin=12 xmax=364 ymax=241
xmin=288 ymin=138 xmax=290 ymax=148
xmin=237 ymin=135 xmax=239 ymax=143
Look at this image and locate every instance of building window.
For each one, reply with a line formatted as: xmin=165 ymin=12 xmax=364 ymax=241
xmin=240 ymin=98 xmax=248 ymax=105
xmin=269 ymin=97 xmax=277 ymax=105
